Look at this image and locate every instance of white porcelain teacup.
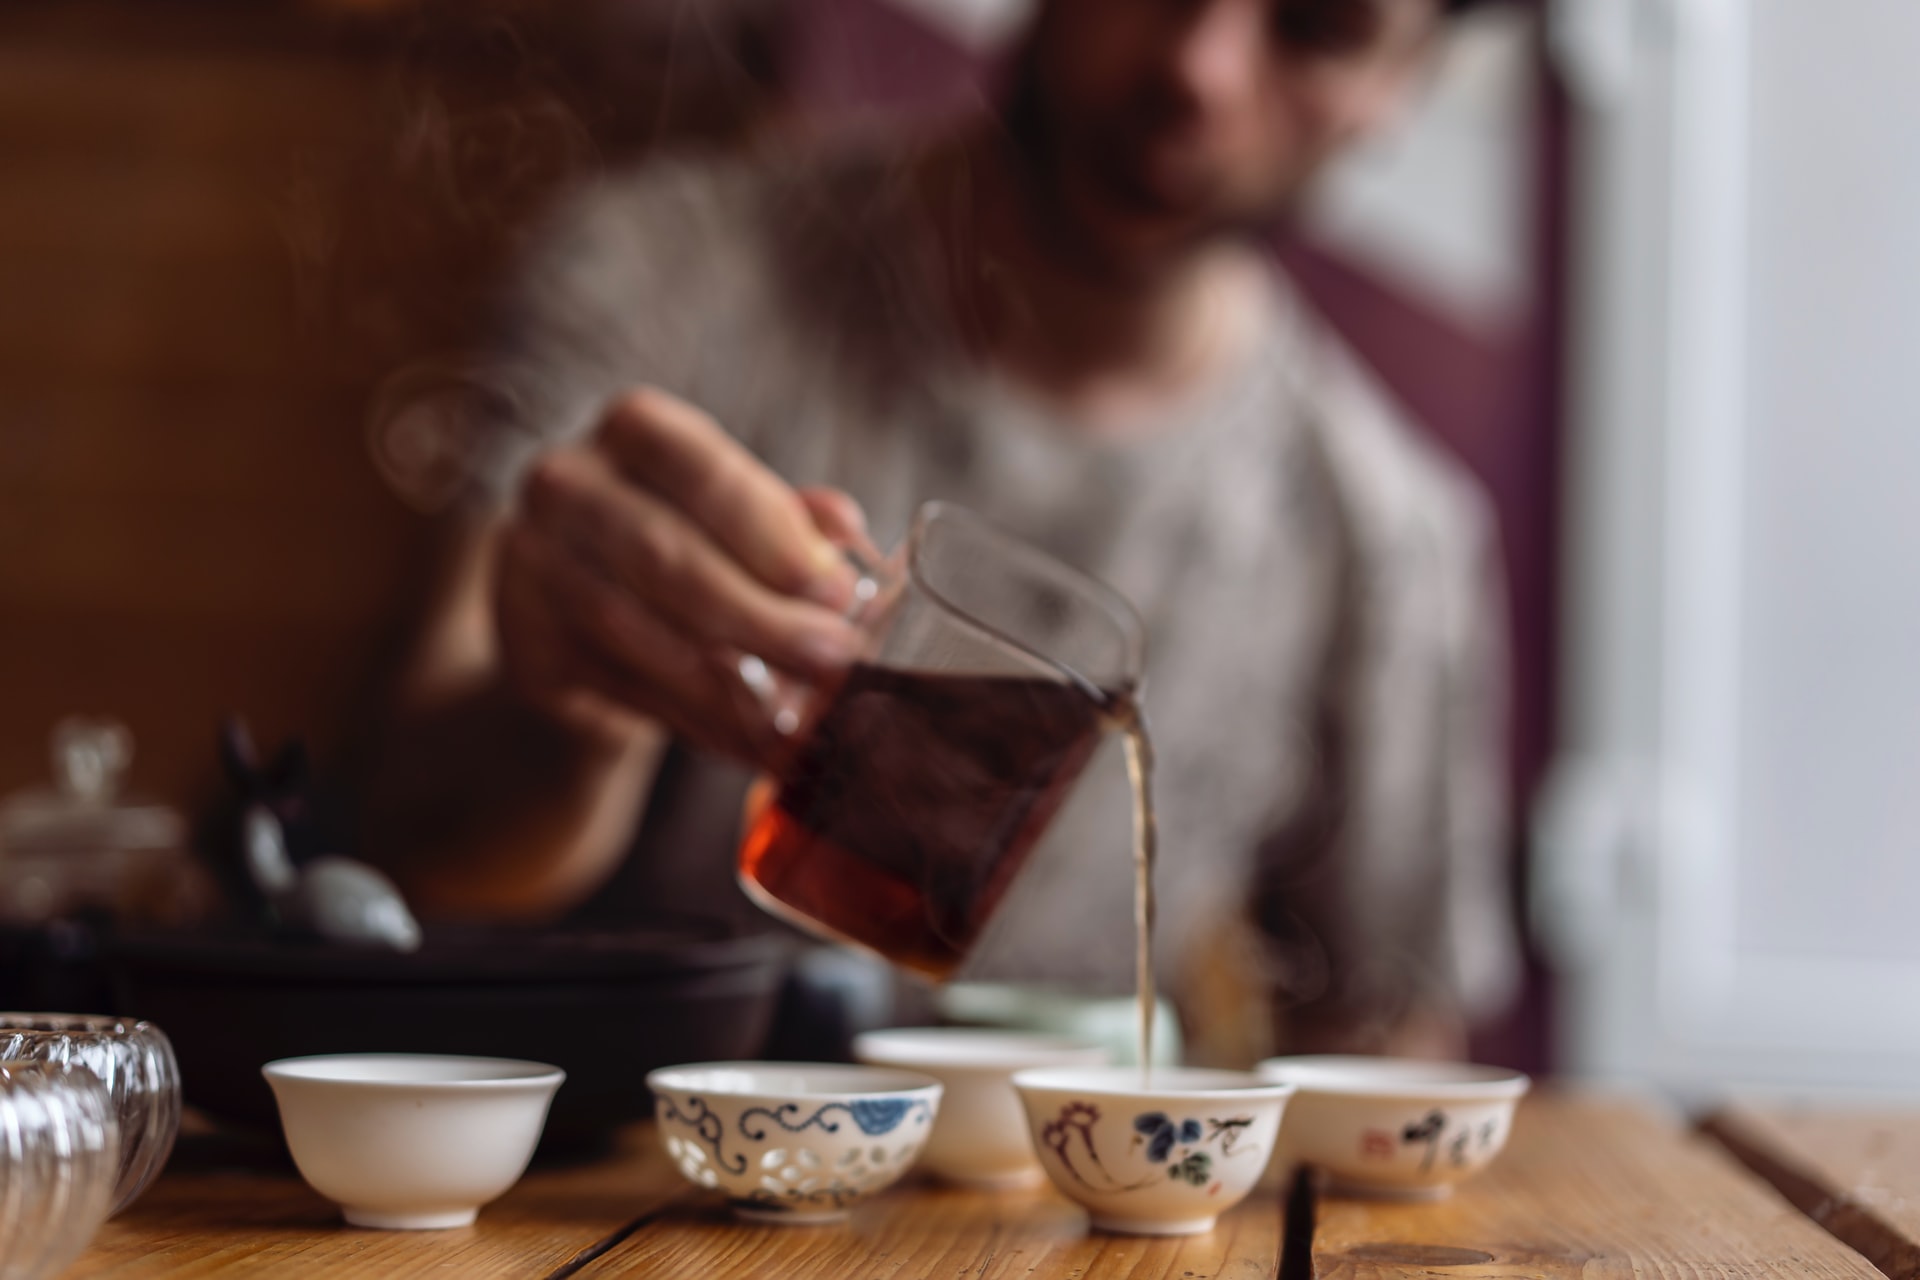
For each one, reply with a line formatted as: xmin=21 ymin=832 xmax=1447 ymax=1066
xmin=1012 ymin=1066 xmax=1293 ymax=1236
xmin=853 ymin=1027 xmax=1108 ymax=1189
xmin=1255 ymin=1056 xmax=1530 ymax=1199
xmin=262 ymin=1053 xmax=564 ymax=1229
xmin=647 ymin=1061 xmax=942 ymax=1224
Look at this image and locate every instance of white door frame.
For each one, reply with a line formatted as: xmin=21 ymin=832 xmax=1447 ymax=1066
xmin=1538 ymin=0 xmax=1920 ymax=1095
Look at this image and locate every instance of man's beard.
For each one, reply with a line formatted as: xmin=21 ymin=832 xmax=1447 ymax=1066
xmin=993 ymin=48 xmax=1299 ymax=285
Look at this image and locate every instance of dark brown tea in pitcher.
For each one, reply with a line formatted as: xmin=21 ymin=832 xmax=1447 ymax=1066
xmin=737 ymin=663 xmax=1112 ymax=981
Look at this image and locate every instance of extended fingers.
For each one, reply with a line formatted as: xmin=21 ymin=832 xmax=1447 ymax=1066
xmin=596 ymin=388 xmax=853 ymax=603
xmin=520 ymin=449 xmax=862 ymax=681
xmin=501 ymin=521 xmax=781 ymax=763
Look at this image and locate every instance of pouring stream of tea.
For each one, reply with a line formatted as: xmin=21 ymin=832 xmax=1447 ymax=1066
xmin=1108 ymin=693 xmax=1157 ymax=1087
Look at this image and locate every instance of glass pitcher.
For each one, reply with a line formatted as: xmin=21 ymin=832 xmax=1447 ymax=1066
xmin=735 ymin=501 xmax=1146 ymax=982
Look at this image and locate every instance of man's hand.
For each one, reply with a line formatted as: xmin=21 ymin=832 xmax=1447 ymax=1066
xmin=493 ymin=387 xmax=868 ymax=766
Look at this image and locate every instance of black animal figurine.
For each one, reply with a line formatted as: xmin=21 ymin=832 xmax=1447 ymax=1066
xmin=218 ymin=719 xmax=420 ymax=951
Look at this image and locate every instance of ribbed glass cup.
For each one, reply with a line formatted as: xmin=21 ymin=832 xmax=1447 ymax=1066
xmin=0 ymin=1061 xmax=121 ymax=1280
xmin=0 ymin=1015 xmax=181 ymax=1214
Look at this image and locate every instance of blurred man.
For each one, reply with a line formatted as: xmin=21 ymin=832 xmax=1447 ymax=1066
xmin=370 ymin=0 xmax=1518 ymax=1059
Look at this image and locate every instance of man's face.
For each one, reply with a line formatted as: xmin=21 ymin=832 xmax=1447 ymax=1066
xmin=1017 ymin=0 xmax=1443 ymax=274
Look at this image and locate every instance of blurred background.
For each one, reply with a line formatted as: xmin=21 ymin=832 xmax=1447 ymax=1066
xmin=1 ymin=0 xmax=1913 ymax=1097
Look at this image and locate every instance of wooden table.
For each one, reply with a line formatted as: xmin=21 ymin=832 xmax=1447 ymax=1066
xmin=1709 ymin=1101 xmax=1920 ymax=1280
xmin=68 ymin=1095 xmax=1907 ymax=1278
xmin=1309 ymin=1096 xmax=1882 ymax=1280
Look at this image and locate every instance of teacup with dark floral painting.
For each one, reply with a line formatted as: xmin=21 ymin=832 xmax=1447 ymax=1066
xmin=1255 ymin=1056 xmax=1530 ymax=1200
xmin=647 ymin=1062 xmax=942 ymax=1224
xmin=1010 ymin=1067 xmax=1294 ymax=1236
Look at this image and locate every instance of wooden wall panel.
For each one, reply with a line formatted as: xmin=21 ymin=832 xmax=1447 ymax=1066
xmin=0 ymin=1 xmax=780 ymax=817
xmin=0 ymin=23 xmax=403 ymax=811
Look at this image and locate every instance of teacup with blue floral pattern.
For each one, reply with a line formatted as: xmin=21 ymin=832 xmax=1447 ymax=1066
xmin=648 ymin=1062 xmax=943 ymax=1224
xmin=1011 ymin=1067 xmax=1294 ymax=1236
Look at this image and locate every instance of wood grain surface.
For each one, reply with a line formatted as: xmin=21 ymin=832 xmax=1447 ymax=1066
xmin=1707 ymin=1102 xmax=1920 ymax=1280
xmin=1308 ymin=1094 xmax=1884 ymax=1280
xmin=67 ymin=1119 xmax=1289 ymax=1279
xmin=571 ymin=1170 xmax=1287 ymax=1280
xmin=67 ymin=1125 xmax=687 ymax=1279
xmin=65 ymin=1097 xmax=1910 ymax=1278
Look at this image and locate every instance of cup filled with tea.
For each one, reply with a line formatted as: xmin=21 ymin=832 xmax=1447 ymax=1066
xmin=735 ymin=501 xmax=1155 ymax=1007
